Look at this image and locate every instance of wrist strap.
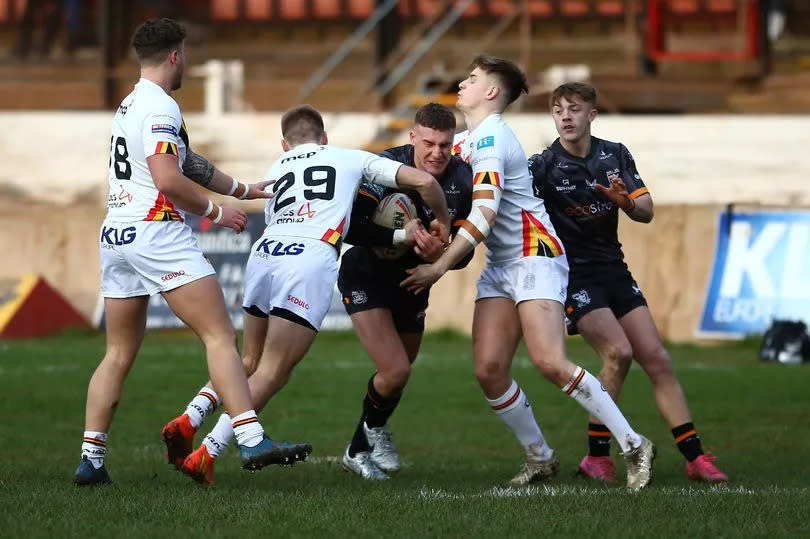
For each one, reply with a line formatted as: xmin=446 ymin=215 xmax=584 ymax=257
xmin=227 ymin=178 xmax=239 ymax=196
xmin=392 ymin=229 xmax=407 ymax=245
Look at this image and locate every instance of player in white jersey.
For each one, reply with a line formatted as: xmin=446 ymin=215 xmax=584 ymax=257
xmin=402 ymin=55 xmax=655 ymax=491
xmin=163 ymin=105 xmax=450 ymax=484
xmin=74 ymin=18 xmax=311 ymax=487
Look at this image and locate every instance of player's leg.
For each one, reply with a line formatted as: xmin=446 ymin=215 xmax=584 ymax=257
xmin=573 ymin=307 xmax=633 ymax=482
xmin=343 ymin=307 xmax=413 ymax=479
xmin=473 ymin=292 xmax=558 ymax=486
xmin=74 ymin=296 xmax=148 ymax=485
xmin=620 ymin=306 xmax=727 ymax=482
xmin=242 ymin=309 xmax=269 ymax=377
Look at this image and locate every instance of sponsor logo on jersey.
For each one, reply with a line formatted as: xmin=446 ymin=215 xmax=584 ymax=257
xmin=287 ymin=294 xmax=310 ymax=310
xmin=117 ymin=105 xmax=128 ymax=116
xmin=555 ymin=178 xmax=576 ymax=192
xmin=599 ymin=149 xmax=613 ymax=160
xmin=151 ymin=124 xmax=177 ymax=135
xmin=161 ymin=270 xmax=187 ymax=282
xmin=255 ymin=238 xmax=305 ymax=257
xmin=606 ymin=168 xmax=620 ymax=182
xmin=564 ymin=201 xmax=614 ymax=217
xmin=476 ymin=136 xmax=495 ymax=150
xmin=100 ymin=225 xmax=136 ymax=245
xmin=281 ymin=151 xmax=318 ymax=163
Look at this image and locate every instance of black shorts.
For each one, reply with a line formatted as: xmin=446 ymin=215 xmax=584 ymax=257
xmin=564 ymin=262 xmax=647 ymax=335
xmin=338 ymin=247 xmax=429 ymax=333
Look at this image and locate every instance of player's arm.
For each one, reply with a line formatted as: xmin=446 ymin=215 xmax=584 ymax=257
xmin=360 ymin=153 xmax=450 ymax=243
xmin=596 ymin=144 xmax=653 ymax=223
xmin=182 ymin=148 xmax=273 ymax=201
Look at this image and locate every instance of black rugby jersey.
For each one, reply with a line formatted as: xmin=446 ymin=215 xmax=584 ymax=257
xmin=344 ymin=144 xmax=474 ymax=279
xmin=529 ymin=137 xmax=648 ymax=266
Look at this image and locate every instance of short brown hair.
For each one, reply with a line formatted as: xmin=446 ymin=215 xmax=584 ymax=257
xmin=281 ymin=105 xmax=325 ymax=144
xmin=469 ymin=54 xmax=529 ymax=106
xmin=131 ymin=18 xmax=186 ymax=65
xmin=414 ymin=103 xmax=456 ymax=131
xmin=550 ymin=82 xmax=597 ymax=109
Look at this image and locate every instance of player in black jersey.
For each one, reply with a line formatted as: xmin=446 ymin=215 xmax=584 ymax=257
xmin=529 ymin=82 xmax=727 ymax=483
xmin=338 ymin=104 xmax=473 ymax=479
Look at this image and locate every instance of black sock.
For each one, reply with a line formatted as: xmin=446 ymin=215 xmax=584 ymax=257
xmin=588 ymin=423 xmax=612 ymax=457
xmin=362 ymin=374 xmax=401 ymax=428
xmin=347 ymin=375 xmax=401 ymax=457
xmin=672 ymin=422 xmax=703 ymax=462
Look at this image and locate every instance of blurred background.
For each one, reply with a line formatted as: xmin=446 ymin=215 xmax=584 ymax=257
xmin=0 ymin=1 xmax=808 ymax=353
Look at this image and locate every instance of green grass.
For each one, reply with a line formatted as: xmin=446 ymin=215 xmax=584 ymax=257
xmin=0 ymin=331 xmax=808 ymax=538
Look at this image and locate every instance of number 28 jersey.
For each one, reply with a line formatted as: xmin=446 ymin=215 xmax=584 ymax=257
xmin=105 ymin=78 xmax=188 ymax=223
xmin=262 ymin=143 xmax=402 ymax=247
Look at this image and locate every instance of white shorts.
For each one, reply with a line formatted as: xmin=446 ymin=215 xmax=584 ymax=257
xmin=242 ymin=236 xmax=338 ymax=331
xmin=476 ymin=255 xmax=569 ymax=305
xmin=99 ymin=220 xmax=215 ymax=298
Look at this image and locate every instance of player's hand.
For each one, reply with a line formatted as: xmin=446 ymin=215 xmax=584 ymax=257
xmin=402 ymin=218 xmax=423 ymax=247
xmin=413 ymin=227 xmax=444 ymax=262
xmin=428 ymin=218 xmax=450 ymax=244
xmin=216 ymin=205 xmax=247 ymax=234
xmin=243 ymin=179 xmax=276 ymax=200
xmin=400 ymin=263 xmax=444 ymax=295
xmin=595 ymin=178 xmax=633 ymax=212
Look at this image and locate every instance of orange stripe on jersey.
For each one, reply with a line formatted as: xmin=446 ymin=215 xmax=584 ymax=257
xmin=321 ymin=217 xmax=346 ymax=245
xmin=521 ymin=210 xmax=563 ymax=257
xmin=145 ymin=192 xmax=182 ymax=222
xmin=358 ymin=189 xmax=380 ymax=204
xmin=460 ymin=220 xmax=486 ymax=243
xmin=473 ymin=171 xmax=502 ymax=189
xmin=154 ymin=141 xmax=178 ymax=156
xmin=629 ymin=186 xmax=649 ymax=199
xmin=472 ymin=190 xmax=495 ymax=200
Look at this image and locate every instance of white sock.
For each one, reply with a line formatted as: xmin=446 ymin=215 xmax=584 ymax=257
xmin=230 ymin=410 xmax=264 ymax=448
xmin=184 ymin=386 xmax=221 ymax=429
xmin=81 ymin=431 xmax=107 ymax=469
xmin=487 ymin=380 xmax=554 ymax=461
xmin=203 ymin=413 xmax=235 ymax=458
xmin=563 ymin=367 xmax=642 ymax=453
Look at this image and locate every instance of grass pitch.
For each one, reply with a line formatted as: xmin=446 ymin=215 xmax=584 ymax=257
xmin=0 ymin=330 xmax=808 ymax=537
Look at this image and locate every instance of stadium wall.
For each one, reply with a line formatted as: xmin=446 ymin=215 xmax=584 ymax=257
xmin=0 ymin=113 xmax=805 ymax=342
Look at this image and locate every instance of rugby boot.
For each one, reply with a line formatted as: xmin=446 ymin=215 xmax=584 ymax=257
xmin=161 ymin=413 xmax=196 ymax=469
xmin=239 ymin=435 xmax=312 ymax=471
xmin=364 ymin=423 xmax=401 ymax=473
xmin=686 ymin=453 xmax=728 ymax=483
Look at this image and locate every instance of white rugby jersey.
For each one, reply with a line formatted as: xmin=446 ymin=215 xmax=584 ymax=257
xmin=105 ymin=78 xmax=187 ymax=222
xmin=262 ymin=143 xmax=401 ymax=246
xmin=453 ymin=113 xmax=564 ymax=264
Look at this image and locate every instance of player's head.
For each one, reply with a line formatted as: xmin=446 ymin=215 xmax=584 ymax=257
xmin=457 ymin=54 xmax=528 ymax=114
xmin=281 ymin=105 xmax=328 ymax=150
xmin=132 ymin=18 xmax=187 ymax=91
xmin=410 ymin=103 xmax=456 ymax=178
xmin=550 ymin=82 xmax=597 ymax=143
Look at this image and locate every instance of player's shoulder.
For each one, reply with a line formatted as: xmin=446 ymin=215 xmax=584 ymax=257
xmin=592 ymin=136 xmax=629 ymax=155
xmin=379 ymin=144 xmax=413 ymax=165
xmin=528 ymin=145 xmax=556 ymax=173
xmin=446 ymin=154 xmax=472 ymax=181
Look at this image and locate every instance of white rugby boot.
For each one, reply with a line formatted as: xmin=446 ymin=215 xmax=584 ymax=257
xmin=342 ymin=446 xmax=389 ymax=480
xmin=508 ymin=446 xmax=560 ymax=486
xmin=364 ymin=423 xmax=401 ymax=473
xmin=623 ymin=435 xmax=656 ymax=491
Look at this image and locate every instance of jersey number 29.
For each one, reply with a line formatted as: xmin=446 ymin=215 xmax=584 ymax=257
xmin=273 ymin=165 xmax=336 ymax=213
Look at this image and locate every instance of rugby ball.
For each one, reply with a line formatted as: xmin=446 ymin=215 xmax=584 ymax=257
xmin=372 ymin=193 xmax=418 ymax=260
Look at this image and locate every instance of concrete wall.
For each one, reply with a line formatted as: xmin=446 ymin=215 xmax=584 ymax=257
xmin=0 ymin=113 xmax=805 ymax=341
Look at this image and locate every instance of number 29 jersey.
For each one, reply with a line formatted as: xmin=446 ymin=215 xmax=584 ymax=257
xmin=262 ymin=143 xmax=402 ymax=247
xmin=105 ymin=78 xmax=188 ymax=223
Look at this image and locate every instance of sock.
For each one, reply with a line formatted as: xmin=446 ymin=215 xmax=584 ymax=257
xmin=588 ymin=422 xmax=612 ymax=457
xmin=184 ymin=386 xmax=220 ymax=429
xmin=203 ymin=413 xmax=235 ymax=458
xmin=347 ymin=412 xmax=372 ymax=458
xmin=672 ymin=422 xmax=703 ymax=462
xmin=81 ymin=431 xmax=107 ymax=469
xmin=363 ymin=375 xmax=401 ymax=428
xmin=487 ymin=380 xmax=554 ymax=461
xmin=230 ymin=410 xmax=264 ymax=448
xmin=563 ymin=366 xmax=641 ymax=454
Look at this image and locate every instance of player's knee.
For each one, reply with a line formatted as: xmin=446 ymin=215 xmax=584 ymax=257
xmin=241 ymin=354 xmax=260 ymax=377
xmin=601 ymin=343 xmax=633 ymax=377
xmin=381 ymin=361 xmax=411 ymax=390
xmin=475 ymin=358 xmax=508 ymax=387
xmin=642 ymin=346 xmax=674 ymax=380
xmin=102 ymin=346 xmax=137 ymax=371
xmin=529 ymin=353 xmax=570 ymax=385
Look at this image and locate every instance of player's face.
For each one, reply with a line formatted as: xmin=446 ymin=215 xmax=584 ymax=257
xmin=170 ymin=44 xmax=186 ymax=91
xmin=410 ymin=124 xmax=454 ymax=178
xmin=551 ymin=95 xmax=596 ymax=143
xmin=456 ymin=68 xmax=493 ymax=112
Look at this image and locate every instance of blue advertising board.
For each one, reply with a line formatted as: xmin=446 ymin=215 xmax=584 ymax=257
xmin=139 ymin=213 xmax=351 ymax=330
xmin=699 ymin=209 xmax=810 ymax=337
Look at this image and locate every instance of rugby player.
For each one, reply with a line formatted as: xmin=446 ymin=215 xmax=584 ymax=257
xmin=163 ymin=105 xmax=450 ymax=484
xmin=338 ymin=103 xmax=474 ymax=479
xmin=402 ymin=55 xmax=655 ymax=490
xmin=529 ymin=82 xmax=727 ymax=483
xmin=74 ymin=18 xmax=309 ymax=485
